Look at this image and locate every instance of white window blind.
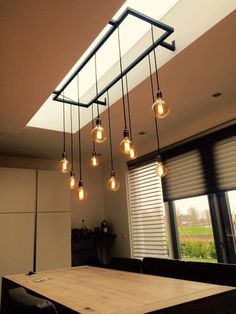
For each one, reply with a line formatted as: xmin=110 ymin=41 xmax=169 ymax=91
xmin=214 ymin=135 xmax=236 ymax=192
xmin=163 ymin=149 xmax=205 ymax=201
xmin=128 ymin=162 xmax=168 ymax=259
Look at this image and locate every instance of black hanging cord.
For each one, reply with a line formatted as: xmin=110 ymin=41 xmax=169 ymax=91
xmin=91 ymin=104 xmax=96 ymax=151
xmin=107 ymin=91 xmax=114 ymax=171
xmin=94 ymin=54 xmax=100 ymax=118
xmin=117 ymin=26 xmax=127 ymax=130
xmin=148 ymin=54 xmax=161 ymax=154
xmin=70 ymin=105 xmax=74 ymax=169
xmin=151 ymin=25 xmax=160 ymax=91
xmin=77 ymin=76 xmax=82 ymax=180
xmin=125 ymin=75 xmax=133 ymax=141
xmin=62 ymin=92 xmax=66 ymax=153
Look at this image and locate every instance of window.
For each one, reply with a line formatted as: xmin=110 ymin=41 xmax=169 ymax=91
xmin=227 ymin=190 xmax=236 ymax=234
xmin=127 ymin=124 xmax=236 ymax=263
xmin=174 ymin=195 xmax=216 ymax=262
xmin=128 ymin=162 xmax=168 ymax=259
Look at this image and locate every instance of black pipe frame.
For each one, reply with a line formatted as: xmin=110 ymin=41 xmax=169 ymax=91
xmin=53 ymin=7 xmax=175 ymax=108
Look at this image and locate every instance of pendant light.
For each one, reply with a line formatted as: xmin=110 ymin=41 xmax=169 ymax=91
xmin=117 ymin=26 xmax=133 ymax=155
xmin=148 ymin=53 xmax=167 ymax=178
xmin=150 ymin=25 xmax=170 ymax=119
xmin=106 ymin=90 xmax=120 ymax=191
xmin=91 ymin=53 xmax=106 ymax=143
xmin=66 ymin=105 xmax=78 ymax=189
xmin=58 ymin=92 xmax=71 ymax=173
xmin=75 ymin=75 xmax=87 ymax=200
xmin=125 ymin=75 xmax=138 ymax=160
xmin=90 ymin=104 xmax=100 ymax=166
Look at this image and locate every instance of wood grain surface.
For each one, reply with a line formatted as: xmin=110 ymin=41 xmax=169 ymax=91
xmin=3 ymin=266 xmax=235 ymax=314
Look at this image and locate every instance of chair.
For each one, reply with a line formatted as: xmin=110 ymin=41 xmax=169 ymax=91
xmin=109 ymin=257 xmax=142 ymax=273
xmin=8 ymin=287 xmax=57 ymax=314
xmin=142 ymin=257 xmax=184 ymax=279
xmin=86 ymin=257 xmax=103 ymax=267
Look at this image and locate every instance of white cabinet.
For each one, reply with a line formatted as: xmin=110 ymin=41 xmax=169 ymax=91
xmin=36 ymin=212 xmax=71 ymax=271
xmin=36 ymin=170 xmax=71 ymax=271
xmin=37 ymin=170 xmax=71 ymax=213
xmin=0 ymin=168 xmax=71 ymax=280
xmin=0 ymin=168 xmax=36 ymax=213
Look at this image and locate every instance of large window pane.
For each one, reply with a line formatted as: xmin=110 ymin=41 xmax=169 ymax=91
xmin=174 ymin=195 xmax=216 ymax=262
xmin=227 ymin=190 xmax=236 ymax=233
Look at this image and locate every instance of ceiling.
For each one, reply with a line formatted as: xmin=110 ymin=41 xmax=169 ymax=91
xmin=0 ymin=2 xmax=235 ymax=164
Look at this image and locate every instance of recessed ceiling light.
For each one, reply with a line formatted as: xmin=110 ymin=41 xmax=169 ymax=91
xmin=138 ymin=131 xmax=146 ymax=135
xmin=212 ymin=92 xmax=222 ymax=98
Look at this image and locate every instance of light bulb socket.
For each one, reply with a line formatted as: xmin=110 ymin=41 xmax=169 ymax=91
xmin=92 ymin=151 xmax=97 ymax=157
xmin=157 ymin=154 xmax=162 ymax=162
xmin=156 ymin=90 xmax=162 ymax=99
xmin=123 ymin=129 xmax=129 ymax=138
xmin=70 ymin=170 xmax=75 ymax=176
xmin=62 ymin=151 xmax=67 ymax=159
xmin=96 ymin=117 xmax=101 ymax=126
xmin=111 ymin=170 xmax=115 ymax=177
xmin=79 ymin=179 xmax=84 ymax=188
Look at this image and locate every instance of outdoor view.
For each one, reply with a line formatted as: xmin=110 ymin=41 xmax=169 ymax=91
xmin=174 ymin=196 xmax=216 ymax=262
xmin=228 ymin=190 xmax=236 ymax=233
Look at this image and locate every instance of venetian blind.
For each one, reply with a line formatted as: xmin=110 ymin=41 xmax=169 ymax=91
xmin=162 ymin=149 xmax=205 ymax=202
xmin=214 ymin=135 xmax=236 ymax=192
xmin=128 ymin=162 xmax=168 ymax=259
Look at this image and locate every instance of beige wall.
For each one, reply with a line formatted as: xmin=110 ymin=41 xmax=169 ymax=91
xmin=0 ymin=154 xmax=57 ymax=170
xmin=102 ymin=157 xmax=131 ymax=258
xmin=71 ymin=161 xmax=105 ymax=231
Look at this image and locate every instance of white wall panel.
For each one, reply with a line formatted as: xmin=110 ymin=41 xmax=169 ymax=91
xmin=0 ymin=168 xmax=36 ymax=213
xmin=0 ymin=213 xmax=34 ymax=296
xmin=36 ymin=212 xmax=71 ymax=271
xmin=37 ymin=170 xmax=71 ymax=212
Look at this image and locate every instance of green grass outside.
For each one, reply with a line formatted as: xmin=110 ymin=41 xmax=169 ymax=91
xmin=182 ymin=257 xmax=216 ymax=263
xmin=178 ymin=226 xmax=217 ymax=262
xmin=178 ymin=226 xmax=213 ymax=235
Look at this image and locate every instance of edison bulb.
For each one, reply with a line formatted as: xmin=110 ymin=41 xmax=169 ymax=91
xmin=152 ymin=90 xmax=170 ymax=119
xmin=155 ymin=161 xmax=167 ymax=177
xmin=91 ymin=118 xmax=106 ymax=143
xmin=107 ymin=171 xmax=120 ymax=191
xmin=66 ymin=172 xmax=78 ymax=190
xmin=58 ymin=154 xmax=71 ymax=173
xmin=129 ymin=146 xmax=138 ymax=160
xmin=90 ymin=152 xmax=99 ymax=167
xmin=120 ymin=129 xmax=132 ymax=155
xmin=75 ymin=180 xmax=88 ymax=201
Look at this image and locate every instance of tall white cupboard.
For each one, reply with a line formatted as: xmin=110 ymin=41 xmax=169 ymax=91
xmin=0 ymin=167 xmax=71 ymax=296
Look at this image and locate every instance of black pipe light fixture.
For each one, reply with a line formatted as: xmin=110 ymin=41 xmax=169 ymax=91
xmin=53 ymin=8 xmax=175 ymax=186
xmin=75 ymin=76 xmax=87 ymax=200
xmin=58 ymin=92 xmax=71 ymax=173
xmin=91 ymin=54 xmax=107 ymax=143
xmin=148 ymin=53 xmax=167 ymax=178
xmin=150 ymin=25 xmax=170 ymax=119
xmin=106 ymin=91 xmax=120 ymax=192
xmin=66 ymin=105 xmax=78 ymax=189
xmin=125 ymin=75 xmax=138 ymax=160
xmin=117 ymin=27 xmax=133 ymax=156
xmin=90 ymin=104 xmax=100 ymax=167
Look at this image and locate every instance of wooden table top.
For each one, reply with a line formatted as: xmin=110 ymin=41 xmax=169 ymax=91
xmin=3 ymin=266 xmax=236 ymax=314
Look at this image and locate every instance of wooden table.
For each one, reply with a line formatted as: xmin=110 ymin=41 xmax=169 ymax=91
xmin=2 ymin=266 xmax=236 ymax=314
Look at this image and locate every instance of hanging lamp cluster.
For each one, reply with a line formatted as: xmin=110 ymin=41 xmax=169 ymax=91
xmin=55 ymin=8 xmax=175 ymax=198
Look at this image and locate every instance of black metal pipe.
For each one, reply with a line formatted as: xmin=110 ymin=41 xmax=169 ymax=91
xmin=53 ymin=8 xmax=175 ymax=107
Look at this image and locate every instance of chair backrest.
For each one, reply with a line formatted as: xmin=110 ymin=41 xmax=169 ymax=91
xmin=8 ymin=287 xmax=57 ymax=314
xmin=109 ymin=257 xmax=142 ymax=273
xmin=142 ymin=257 xmax=184 ymax=279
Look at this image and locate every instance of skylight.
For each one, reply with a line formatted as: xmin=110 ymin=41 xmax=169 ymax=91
xmin=27 ymin=0 xmax=180 ymax=133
